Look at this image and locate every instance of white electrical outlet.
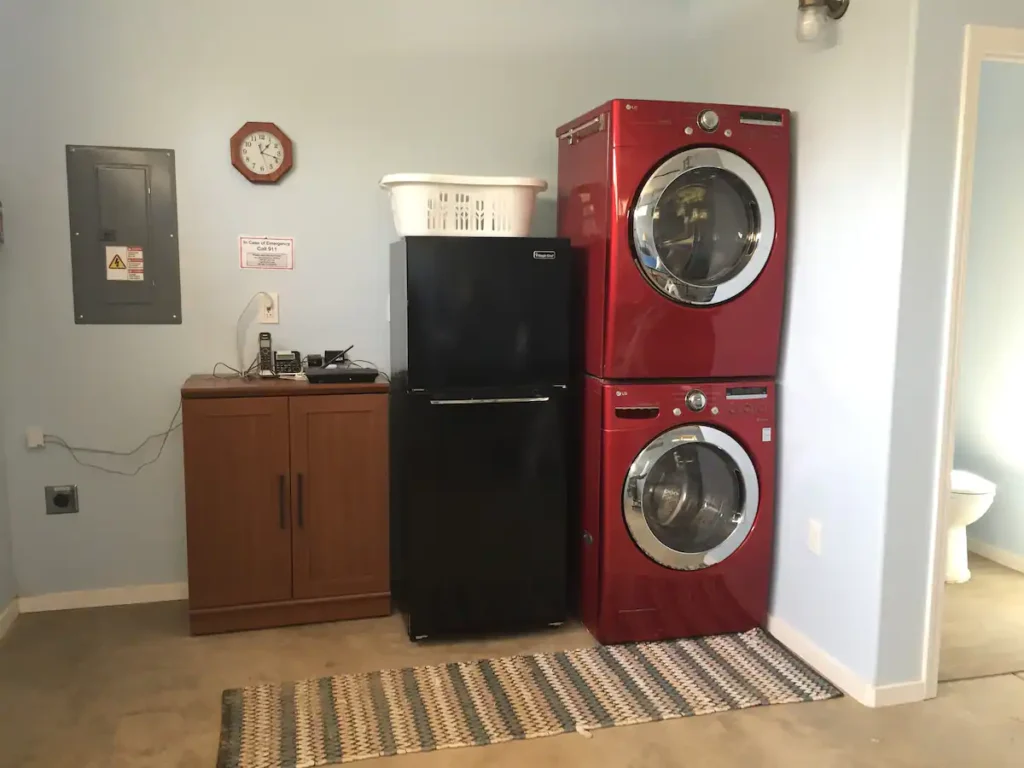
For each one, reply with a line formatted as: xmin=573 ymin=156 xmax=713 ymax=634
xmin=260 ymin=292 xmax=279 ymax=324
xmin=808 ymin=519 xmax=823 ymax=555
xmin=26 ymin=427 xmax=45 ymax=449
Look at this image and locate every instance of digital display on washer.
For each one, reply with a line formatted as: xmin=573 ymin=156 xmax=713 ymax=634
xmin=725 ymin=386 xmax=769 ymax=400
xmin=739 ymin=110 xmax=784 ymax=126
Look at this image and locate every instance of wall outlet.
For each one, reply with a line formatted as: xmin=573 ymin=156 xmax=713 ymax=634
xmin=45 ymin=485 xmax=79 ymax=515
xmin=808 ymin=519 xmax=823 ymax=555
xmin=260 ymin=292 xmax=279 ymax=324
xmin=26 ymin=426 xmax=45 ymax=449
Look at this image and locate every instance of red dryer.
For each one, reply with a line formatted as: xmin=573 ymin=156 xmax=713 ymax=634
xmin=557 ymin=100 xmax=791 ymax=380
xmin=580 ymin=377 xmax=776 ymax=644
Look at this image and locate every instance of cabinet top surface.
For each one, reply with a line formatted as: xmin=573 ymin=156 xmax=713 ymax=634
xmin=182 ymin=374 xmax=390 ymax=399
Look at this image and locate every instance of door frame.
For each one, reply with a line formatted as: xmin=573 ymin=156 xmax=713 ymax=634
xmin=924 ymin=24 xmax=1024 ymax=699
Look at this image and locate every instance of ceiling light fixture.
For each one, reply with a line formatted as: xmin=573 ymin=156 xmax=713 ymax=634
xmin=797 ymin=0 xmax=850 ymax=43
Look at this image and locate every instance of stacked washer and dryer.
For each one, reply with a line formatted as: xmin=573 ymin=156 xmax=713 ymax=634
xmin=556 ymin=100 xmax=791 ymax=644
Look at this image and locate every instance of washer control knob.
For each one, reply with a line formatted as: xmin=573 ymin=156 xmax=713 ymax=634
xmin=698 ymin=109 xmax=720 ymax=132
xmin=685 ymin=390 xmax=708 ymax=412
xmin=673 ymin=407 xmax=682 ymax=417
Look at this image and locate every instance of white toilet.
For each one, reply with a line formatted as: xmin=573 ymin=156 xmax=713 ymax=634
xmin=946 ymin=469 xmax=997 ymax=584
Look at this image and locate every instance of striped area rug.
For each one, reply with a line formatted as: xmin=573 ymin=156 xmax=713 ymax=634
xmin=217 ymin=628 xmax=840 ymax=767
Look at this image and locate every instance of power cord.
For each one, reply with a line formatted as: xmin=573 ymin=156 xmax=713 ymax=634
xmin=43 ymin=401 xmax=183 ymax=477
xmin=214 ymin=355 xmax=262 ymax=379
xmin=213 ymin=361 xmax=245 ymax=378
xmin=236 ymin=291 xmax=274 ymax=375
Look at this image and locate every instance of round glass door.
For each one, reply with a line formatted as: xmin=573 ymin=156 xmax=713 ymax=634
xmin=632 ymin=148 xmax=775 ymax=306
xmin=622 ymin=425 xmax=759 ymax=570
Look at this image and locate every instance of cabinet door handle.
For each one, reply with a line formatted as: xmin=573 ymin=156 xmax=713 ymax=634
xmin=278 ymin=475 xmax=286 ymax=530
xmin=297 ymin=473 xmax=305 ymax=528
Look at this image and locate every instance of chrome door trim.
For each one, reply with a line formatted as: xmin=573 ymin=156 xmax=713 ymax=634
xmin=429 ymin=397 xmax=551 ymax=405
xmin=622 ymin=424 xmax=759 ymax=571
xmin=632 ymin=147 xmax=776 ymax=306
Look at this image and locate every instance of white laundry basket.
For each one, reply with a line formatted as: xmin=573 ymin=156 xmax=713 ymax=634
xmin=380 ymin=174 xmax=548 ymax=237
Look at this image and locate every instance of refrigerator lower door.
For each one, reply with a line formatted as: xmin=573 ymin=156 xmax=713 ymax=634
xmin=402 ymin=390 xmax=568 ymax=639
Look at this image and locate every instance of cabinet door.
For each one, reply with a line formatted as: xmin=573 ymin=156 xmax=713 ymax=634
xmin=183 ymin=397 xmax=292 ymax=609
xmin=290 ymin=394 xmax=389 ymax=600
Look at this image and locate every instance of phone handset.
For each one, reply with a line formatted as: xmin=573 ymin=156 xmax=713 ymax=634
xmin=258 ymin=332 xmax=274 ymax=377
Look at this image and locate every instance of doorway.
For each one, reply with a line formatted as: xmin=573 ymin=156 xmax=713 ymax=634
xmin=929 ymin=25 xmax=1024 ymax=694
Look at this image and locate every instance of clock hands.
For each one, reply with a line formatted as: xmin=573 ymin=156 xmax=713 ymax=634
xmin=256 ymin=143 xmax=281 ymax=166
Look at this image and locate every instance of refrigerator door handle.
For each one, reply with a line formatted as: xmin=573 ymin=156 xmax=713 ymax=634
xmin=429 ymin=397 xmax=551 ymax=405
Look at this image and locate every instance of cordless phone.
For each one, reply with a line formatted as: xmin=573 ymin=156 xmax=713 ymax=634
xmin=258 ymin=332 xmax=274 ymax=377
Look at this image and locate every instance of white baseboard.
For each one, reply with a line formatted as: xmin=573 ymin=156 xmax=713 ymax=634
xmin=18 ymin=582 xmax=188 ymax=613
xmin=0 ymin=599 xmax=18 ymax=640
xmin=767 ymin=614 xmax=927 ymax=708
xmin=871 ymin=679 xmax=929 ymax=707
xmin=968 ymin=538 xmax=1024 ymax=574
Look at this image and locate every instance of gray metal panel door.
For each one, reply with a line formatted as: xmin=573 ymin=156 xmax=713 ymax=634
xmin=66 ymin=145 xmax=181 ymax=324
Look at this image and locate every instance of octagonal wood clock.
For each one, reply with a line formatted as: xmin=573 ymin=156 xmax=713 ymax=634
xmin=230 ymin=122 xmax=293 ymax=183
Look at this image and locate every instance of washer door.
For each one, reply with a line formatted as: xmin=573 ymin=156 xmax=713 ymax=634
xmin=622 ymin=425 xmax=759 ymax=570
xmin=632 ymin=148 xmax=775 ymax=306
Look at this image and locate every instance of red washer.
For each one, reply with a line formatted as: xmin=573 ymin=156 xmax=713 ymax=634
xmin=557 ymin=100 xmax=791 ymax=380
xmin=580 ymin=376 xmax=776 ymax=644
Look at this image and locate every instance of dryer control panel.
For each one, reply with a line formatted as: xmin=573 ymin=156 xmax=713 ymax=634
xmin=606 ymin=380 xmax=773 ymax=428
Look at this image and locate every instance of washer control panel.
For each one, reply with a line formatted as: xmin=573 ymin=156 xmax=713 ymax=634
xmin=698 ymin=109 xmax=720 ymax=132
xmin=685 ymin=390 xmax=708 ymax=412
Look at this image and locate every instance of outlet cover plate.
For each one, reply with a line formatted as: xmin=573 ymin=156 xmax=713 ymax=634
xmin=45 ymin=485 xmax=79 ymax=515
xmin=260 ymin=292 xmax=279 ymax=324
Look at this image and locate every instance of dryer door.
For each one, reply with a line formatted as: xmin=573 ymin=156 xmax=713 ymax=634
xmin=632 ymin=148 xmax=775 ymax=306
xmin=622 ymin=425 xmax=759 ymax=570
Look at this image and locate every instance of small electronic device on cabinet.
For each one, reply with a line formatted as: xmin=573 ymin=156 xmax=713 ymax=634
xmin=258 ymin=332 xmax=274 ymax=377
xmin=274 ymin=350 xmax=302 ymax=376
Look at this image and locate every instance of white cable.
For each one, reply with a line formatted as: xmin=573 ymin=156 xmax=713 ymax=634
xmin=43 ymin=402 xmax=183 ymax=477
xmin=236 ymin=292 xmax=274 ymax=376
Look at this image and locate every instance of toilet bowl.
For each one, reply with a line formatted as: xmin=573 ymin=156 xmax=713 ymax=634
xmin=946 ymin=469 xmax=997 ymax=584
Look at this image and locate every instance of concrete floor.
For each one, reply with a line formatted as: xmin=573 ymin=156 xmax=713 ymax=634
xmin=940 ymin=553 xmax=1024 ymax=682
xmin=2 ymin=603 xmax=1024 ymax=767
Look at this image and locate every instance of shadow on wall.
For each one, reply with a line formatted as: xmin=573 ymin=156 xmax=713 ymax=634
xmin=532 ymin=197 xmax=558 ymax=239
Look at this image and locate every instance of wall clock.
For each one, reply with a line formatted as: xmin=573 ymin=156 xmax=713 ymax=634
xmin=230 ymin=122 xmax=293 ymax=183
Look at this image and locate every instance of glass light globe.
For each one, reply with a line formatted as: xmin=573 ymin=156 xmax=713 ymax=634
xmin=796 ymin=4 xmax=828 ymax=42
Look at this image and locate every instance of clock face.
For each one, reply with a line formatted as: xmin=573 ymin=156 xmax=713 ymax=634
xmin=230 ymin=121 xmax=293 ymax=183
xmin=239 ymin=131 xmax=284 ymax=176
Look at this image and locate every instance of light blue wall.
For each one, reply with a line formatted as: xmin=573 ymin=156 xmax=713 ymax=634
xmin=0 ymin=299 xmax=14 ymax=608
xmin=956 ymin=61 xmax=1024 ymax=558
xmin=881 ymin=0 xmax=1024 ymax=685
xmin=0 ymin=0 xmax=921 ymax=687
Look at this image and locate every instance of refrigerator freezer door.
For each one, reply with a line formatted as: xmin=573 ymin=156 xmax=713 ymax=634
xmin=398 ymin=237 xmax=572 ymax=391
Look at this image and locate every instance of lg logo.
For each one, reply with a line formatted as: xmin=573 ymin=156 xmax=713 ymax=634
xmin=615 ymin=390 xmax=628 ymax=397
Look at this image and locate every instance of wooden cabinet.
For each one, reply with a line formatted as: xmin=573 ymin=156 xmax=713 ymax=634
xmin=289 ymin=395 xmax=389 ymax=600
xmin=181 ymin=375 xmax=390 ymax=634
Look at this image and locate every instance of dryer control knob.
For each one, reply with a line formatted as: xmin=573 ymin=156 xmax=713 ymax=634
xmin=698 ymin=110 xmax=720 ymax=132
xmin=686 ymin=390 xmax=708 ymax=412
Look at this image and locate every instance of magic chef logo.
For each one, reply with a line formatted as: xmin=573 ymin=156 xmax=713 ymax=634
xmin=533 ymin=250 xmax=556 ymax=260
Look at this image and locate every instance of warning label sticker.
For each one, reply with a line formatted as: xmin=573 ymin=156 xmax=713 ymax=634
xmin=126 ymin=246 xmax=144 ymax=281
xmin=105 ymin=246 xmax=144 ymax=282
xmin=106 ymin=246 xmax=128 ymax=281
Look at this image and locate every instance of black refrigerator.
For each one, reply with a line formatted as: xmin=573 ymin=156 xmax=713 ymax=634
xmin=390 ymin=236 xmax=572 ymax=640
